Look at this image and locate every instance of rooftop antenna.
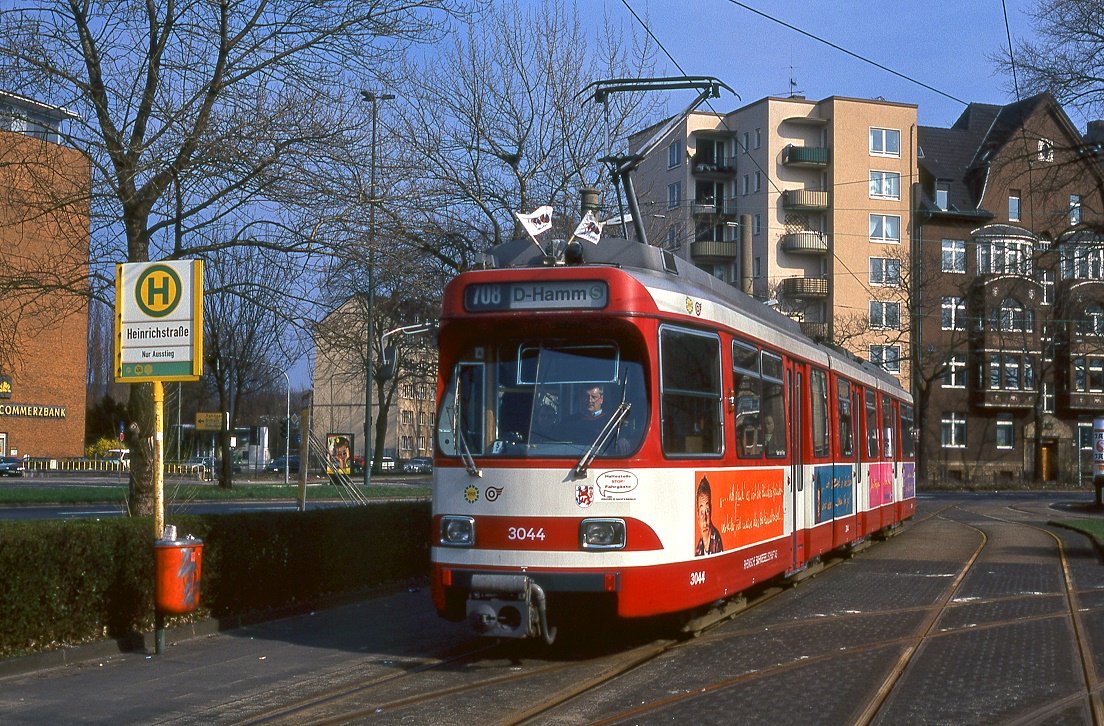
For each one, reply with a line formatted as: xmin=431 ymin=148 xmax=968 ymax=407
xmin=789 ymin=65 xmax=802 ymax=98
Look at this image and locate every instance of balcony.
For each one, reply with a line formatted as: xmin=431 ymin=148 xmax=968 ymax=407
xmin=690 ymin=240 xmax=739 ymax=260
xmin=782 ymin=189 xmax=830 ymax=211
xmin=800 ymin=322 xmax=830 ymax=341
xmin=692 ymin=198 xmax=739 ymax=217
xmin=780 ymin=276 xmax=829 ymax=299
xmin=691 ymin=154 xmax=735 ymax=176
xmin=782 ymin=144 xmax=830 ymax=167
xmin=781 ymin=231 xmax=829 ymax=255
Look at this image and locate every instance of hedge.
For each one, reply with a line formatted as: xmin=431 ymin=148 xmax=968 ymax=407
xmin=0 ymin=502 xmax=431 ymax=658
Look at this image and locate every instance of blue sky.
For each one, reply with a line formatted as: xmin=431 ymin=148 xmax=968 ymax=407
xmin=578 ymin=0 xmax=1059 ymax=130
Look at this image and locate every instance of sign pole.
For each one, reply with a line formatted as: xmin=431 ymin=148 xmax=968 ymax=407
xmin=154 ymin=381 xmax=165 ymax=538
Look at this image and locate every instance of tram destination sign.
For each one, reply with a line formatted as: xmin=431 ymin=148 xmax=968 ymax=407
xmin=115 ymin=260 xmax=204 ymax=383
xmin=464 ymin=281 xmax=608 ymax=312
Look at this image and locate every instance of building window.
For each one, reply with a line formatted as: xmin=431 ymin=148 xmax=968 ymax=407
xmin=668 ymin=140 xmax=681 ymax=168
xmin=755 ymin=128 xmax=762 ymax=149
xmin=1079 ymin=419 xmax=1093 ymax=450
xmin=941 ymin=412 xmax=966 ymax=448
xmin=995 ymin=414 xmax=1014 ymax=450
xmin=1038 ymin=138 xmax=1054 ymax=162
xmin=1043 ymin=382 xmax=1054 ymax=413
xmin=742 ymin=174 xmax=750 ymax=195
xmin=869 ymin=257 xmax=901 ymax=286
xmin=935 ymin=181 xmax=950 ymax=210
xmin=987 ymin=353 xmax=1036 ymax=391
xmin=869 ymin=301 xmax=901 ymax=329
xmin=870 ymin=344 xmax=901 ymax=373
xmin=992 ymin=297 xmax=1034 ymax=332
xmin=869 ymin=214 xmax=901 ymax=243
xmin=667 ymin=182 xmax=681 ymax=209
xmin=1008 ymin=192 xmax=1021 ymax=222
xmin=1070 ymin=194 xmax=1082 ymax=225
xmin=869 ymin=170 xmax=901 ymax=199
xmin=1041 ymin=269 xmax=1054 ymax=305
xmin=870 ymin=127 xmax=901 ymax=157
xmin=754 ymin=171 xmax=762 ymax=192
xmin=978 ymin=237 xmax=1031 ymax=275
xmin=942 ymin=354 xmax=966 ymax=388
xmin=753 ymin=214 xmax=761 ymax=236
xmin=1061 ymin=243 xmax=1104 ymax=280
xmin=1074 ymin=356 xmax=1104 ymax=392
xmin=941 ymin=296 xmax=966 ymax=330
xmin=1080 ymin=304 xmax=1104 ymax=336
xmin=743 ymin=131 xmax=750 ymax=154
xmin=941 ymin=239 xmax=966 ymax=273
xmin=401 ymin=410 xmax=413 ymax=425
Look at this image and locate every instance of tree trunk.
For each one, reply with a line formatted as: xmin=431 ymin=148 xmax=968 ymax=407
xmin=125 ymin=383 xmax=155 ymax=516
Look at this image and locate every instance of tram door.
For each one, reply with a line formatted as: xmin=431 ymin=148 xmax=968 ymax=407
xmin=789 ymin=370 xmax=804 ymax=570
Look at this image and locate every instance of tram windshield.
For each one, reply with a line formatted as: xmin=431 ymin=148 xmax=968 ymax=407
xmin=437 ymin=339 xmax=648 ymax=459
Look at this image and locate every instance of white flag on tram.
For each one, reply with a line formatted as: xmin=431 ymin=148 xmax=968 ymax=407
xmin=571 ymin=210 xmax=605 ymax=245
xmin=515 ymin=205 xmax=553 ymax=240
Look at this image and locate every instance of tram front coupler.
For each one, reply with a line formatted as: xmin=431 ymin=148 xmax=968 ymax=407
xmin=466 ymin=574 xmax=557 ymax=644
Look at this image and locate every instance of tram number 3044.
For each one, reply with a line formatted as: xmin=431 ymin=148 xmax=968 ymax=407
xmin=507 ymin=526 xmax=547 ymax=542
xmin=690 ymin=571 xmax=706 ymax=586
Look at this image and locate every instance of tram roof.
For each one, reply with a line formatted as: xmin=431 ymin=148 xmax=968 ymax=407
xmin=485 ymin=237 xmax=906 ymax=397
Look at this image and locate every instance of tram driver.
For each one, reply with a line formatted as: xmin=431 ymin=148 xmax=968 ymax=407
xmin=555 ymin=384 xmax=611 ymax=443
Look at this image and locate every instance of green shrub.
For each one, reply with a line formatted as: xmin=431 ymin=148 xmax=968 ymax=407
xmin=0 ymin=503 xmax=430 ymax=658
xmin=84 ymin=437 xmax=120 ymax=459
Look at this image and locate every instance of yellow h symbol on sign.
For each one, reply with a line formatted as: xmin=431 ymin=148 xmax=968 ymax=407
xmin=135 ymin=264 xmax=183 ymax=318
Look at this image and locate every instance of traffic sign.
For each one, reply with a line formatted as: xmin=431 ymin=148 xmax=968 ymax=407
xmin=195 ymin=411 xmax=225 ymax=431
xmin=115 ymin=260 xmax=204 ymax=382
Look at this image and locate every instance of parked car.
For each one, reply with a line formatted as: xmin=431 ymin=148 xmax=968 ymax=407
xmin=403 ymin=457 xmax=433 ymax=474
xmin=0 ymin=456 xmax=24 ymax=477
xmin=266 ymin=455 xmax=300 ymax=474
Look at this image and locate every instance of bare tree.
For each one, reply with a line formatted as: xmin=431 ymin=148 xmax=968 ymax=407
xmin=0 ymin=0 xmax=455 ymax=513
xmin=995 ymin=0 xmax=1104 ymax=119
xmin=386 ymin=0 xmax=660 ymax=271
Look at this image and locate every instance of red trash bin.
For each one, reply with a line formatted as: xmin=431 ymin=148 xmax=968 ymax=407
xmin=154 ymin=537 xmax=203 ymax=615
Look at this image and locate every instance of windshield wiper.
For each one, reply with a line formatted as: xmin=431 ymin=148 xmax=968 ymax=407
xmin=572 ymin=401 xmax=631 ymax=479
xmin=451 ymin=385 xmax=482 ymax=478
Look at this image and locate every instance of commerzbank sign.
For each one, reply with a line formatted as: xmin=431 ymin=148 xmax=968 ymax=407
xmin=115 ymin=260 xmax=204 ymax=383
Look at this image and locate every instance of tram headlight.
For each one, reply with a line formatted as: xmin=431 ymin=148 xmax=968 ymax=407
xmin=440 ymin=516 xmax=475 ymax=547
xmin=580 ymin=518 xmax=626 ymax=550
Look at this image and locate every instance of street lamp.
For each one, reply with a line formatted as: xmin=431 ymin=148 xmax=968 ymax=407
xmin=361 ymin=89 xmax=394 ymax=487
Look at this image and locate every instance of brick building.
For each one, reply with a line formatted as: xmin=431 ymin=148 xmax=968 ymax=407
xmin=915 ymin=92 xmax=1104 ymax=484
xmin=0 ymin=92 xmax=89 ymax=458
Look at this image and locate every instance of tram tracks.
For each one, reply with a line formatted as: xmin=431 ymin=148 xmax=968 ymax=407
xmin=225 ymin=502 xmax=1101 ymax=725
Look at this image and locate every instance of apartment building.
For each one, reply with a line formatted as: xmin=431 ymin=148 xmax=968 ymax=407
xmin=915 ymin=92 xmax=1104 ymax=484
xmin=630 ymin=95 xmax=918 ymax=388
xmin=0 ymin=91 xmax=89 ymax=459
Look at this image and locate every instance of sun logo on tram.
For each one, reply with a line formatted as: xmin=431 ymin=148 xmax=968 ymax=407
xmin=685 ymin=297 xmax=694 ymax=314
xmin=464 ymin=485 xmax=479 ymax=504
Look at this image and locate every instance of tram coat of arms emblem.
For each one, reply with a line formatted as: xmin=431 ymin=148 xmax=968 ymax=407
xmin=575 ymin=484 xmax=594 ymax=508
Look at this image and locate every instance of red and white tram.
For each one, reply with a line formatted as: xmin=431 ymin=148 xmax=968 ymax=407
xmin=430 ymin=237 xmax=915 ymax=642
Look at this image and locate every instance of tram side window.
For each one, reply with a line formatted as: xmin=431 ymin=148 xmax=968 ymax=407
xmin=661 ymin=327 xmax=722 ymax=456
xmin=761 ymin=351 xmax=787 ymax=458
xmin=865 ymin=389 xmax=879 ymax=458
xmin=882 ymin=396 xmax=896 ymax=458
xmin=837 ymin=379 xmax=854 ymax=457
xmin=900 ymin=404 xmax=916 ymax=459
xmin=732 ymin=340 xmax=761 ymax=458
xmin=810 ymin=368 xmax=829 ymax=457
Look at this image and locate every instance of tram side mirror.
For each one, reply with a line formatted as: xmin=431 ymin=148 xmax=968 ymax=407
xmin=379 ymin=344 xmax=398 ymax=381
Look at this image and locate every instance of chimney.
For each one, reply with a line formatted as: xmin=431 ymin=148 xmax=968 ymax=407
xmin=1086 ymin=121 xmax=1104 ymax=146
